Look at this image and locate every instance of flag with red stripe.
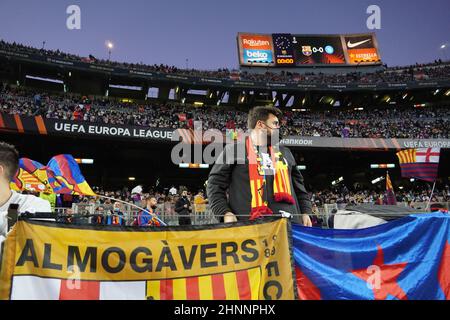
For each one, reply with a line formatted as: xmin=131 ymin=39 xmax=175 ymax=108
xmin=396 ymin=148 xmax=440 ymax=182
xmin=1 ymin=218 xmax=296 ymax=300
xmin=146 ymin=268 xmax=260 ymax=300
xmin=383 ymin=172 xmax=397 ymax=205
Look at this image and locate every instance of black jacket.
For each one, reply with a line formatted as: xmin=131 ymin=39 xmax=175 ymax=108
xmin=207 ymin=143 xmax=312 ymax=224
xmin=175 ymin=197 xmax=192 ymax=216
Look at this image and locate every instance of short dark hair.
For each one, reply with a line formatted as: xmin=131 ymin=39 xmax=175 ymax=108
xmin=247 ymin=106 xmax=283 ymax=130
xmin=179 ymin=186 xmax=188 ymax=193
xmin=0 ymin=142 xmax=19 ymax=181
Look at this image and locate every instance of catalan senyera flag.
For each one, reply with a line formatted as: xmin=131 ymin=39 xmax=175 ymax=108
xmin=146 ymin=268 xmax=261 ymax=300
xmin=383 ymin=172 xmax=397 ymax=205
xmin=396 ymin=148 xmax=440 ymax=182
xmin=0 ymin=218 xmax=297 ymax=300
xmin=10 ymin=155 xmax=95 ymax=196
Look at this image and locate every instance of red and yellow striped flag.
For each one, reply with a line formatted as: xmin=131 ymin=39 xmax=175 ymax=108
xmin=396 ymin=149 xmax=416 ymax=164
xmin=146 ymin=267 xmax=261 ymax=300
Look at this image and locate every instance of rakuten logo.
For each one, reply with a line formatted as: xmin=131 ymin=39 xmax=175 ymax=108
xmin=242 ymin=39 xmax=270 ymax=47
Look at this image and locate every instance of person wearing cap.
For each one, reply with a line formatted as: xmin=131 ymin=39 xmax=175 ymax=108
xmin=131 ymin=185 xmax=143 ymax=204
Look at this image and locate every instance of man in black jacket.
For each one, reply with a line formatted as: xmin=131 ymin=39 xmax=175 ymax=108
xmin=175 ymin=188 xmax=192 ymax=225
xmin=207 ymin=106 xmax=312 ymax=226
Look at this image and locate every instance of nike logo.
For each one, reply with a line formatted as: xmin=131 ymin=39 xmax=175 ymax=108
xmin=347 ymin=39 xmax=371 ymax=48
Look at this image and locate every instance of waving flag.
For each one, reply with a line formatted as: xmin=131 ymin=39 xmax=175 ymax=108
xmin=13 ymin=158 xmax=64 ymax=193
xmin=10 ymin=155 xmax=95 ymax=196
xmin=383 ymin=172 xmax=397 ymax=205
xmin=10 ymin=168 xmax=49 ymax=193
xmin=396 ymin=148 xmax=440 ymax=182
xmin=47 ymin=154 xmax=96 ymax=196
xmin=293 ymin=213 xmax=450 ymax=300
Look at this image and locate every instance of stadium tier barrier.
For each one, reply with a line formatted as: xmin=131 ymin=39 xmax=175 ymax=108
xmin=47 ymin=201 xmax=450 ymax=227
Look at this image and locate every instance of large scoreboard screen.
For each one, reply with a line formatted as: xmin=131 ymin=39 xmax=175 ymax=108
xmin=292 ymin=35 xmax=346 ymax=65
xmin=237 ymin=32 xmax=381 ymax=67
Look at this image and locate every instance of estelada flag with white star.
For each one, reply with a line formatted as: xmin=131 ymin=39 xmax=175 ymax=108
xmin=293 ymin=213 xmax=450 ymax=300
xmin=396 ymin=148 xmax=440 ymax=182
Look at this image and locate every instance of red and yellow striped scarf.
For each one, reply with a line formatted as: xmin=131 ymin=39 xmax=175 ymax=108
xmin=246 ymin=137 xmax=294 ymax=220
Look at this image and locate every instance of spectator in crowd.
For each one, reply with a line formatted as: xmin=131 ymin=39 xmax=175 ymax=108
xmin=175 ymin=188 xmax=192 ymax=225
xmin=194 ymin=190 xmax=207 ymax=202
xmin=39 ymin=190 xmax=57 ymax=212
xmin=310 ymin=202 xmax=324 ymax=227
xmin=193 ymin=190 xmax=208 ymax=213
xmin=91 ymin=206 xmax=106 ymax=225
xmin=131 ymin=185 xmax=143 ymax=204
xmin=163 ymin=196 xmax=176 ymax=217
xmin=207 ymin=106 xmax=313 ymax=225
xmin=137 ymin=195 xmax=160 ymax=226
xmin=106 ymin=202 xmax=126 ymax=226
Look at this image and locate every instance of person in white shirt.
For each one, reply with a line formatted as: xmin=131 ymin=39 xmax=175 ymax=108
xmin=0 ymin=142 xmax=51 ymax=241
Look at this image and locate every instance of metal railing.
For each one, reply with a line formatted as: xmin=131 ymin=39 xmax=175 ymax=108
xmin=49 ymin=201 xmax=448 ymax=227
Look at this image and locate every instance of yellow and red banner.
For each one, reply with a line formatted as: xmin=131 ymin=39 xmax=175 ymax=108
xmin=0 ymin=218 xmax=297 ymax=300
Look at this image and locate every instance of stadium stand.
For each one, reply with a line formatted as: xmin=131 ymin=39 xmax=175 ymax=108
xmin=1 ymin=39 xmax=450 ymax=83
xmin=1 ymin=87 xmax=449 ymax=139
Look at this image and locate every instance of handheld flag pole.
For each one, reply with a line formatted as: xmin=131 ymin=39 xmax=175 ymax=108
xmin=426 ymin=181 xmax=437 ymax=211
xmin=96 ymin=195 xmax=167 ymax=226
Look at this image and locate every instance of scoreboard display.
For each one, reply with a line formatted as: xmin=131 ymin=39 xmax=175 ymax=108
xmin=237 ymin=32 xmax=381 ymax=67
xmin=292 ymin=35 xmax=346 ymax=65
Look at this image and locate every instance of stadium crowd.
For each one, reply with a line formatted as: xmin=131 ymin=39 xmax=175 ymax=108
xmin=1 ymin=39 xmax=450 ymax=84
xmin=1 ymin=87 xmax=449 ymax=139
xmin=85 ymin=184 xmax=449 ymax=209
xmin=310 ymin=186 xmax=450 ymax=207
xmin=32 ymin=182 xmax=449 ymax=228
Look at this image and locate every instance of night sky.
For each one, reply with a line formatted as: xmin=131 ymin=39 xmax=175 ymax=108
xmin=0 ymin=0 xmax=449 ymax=70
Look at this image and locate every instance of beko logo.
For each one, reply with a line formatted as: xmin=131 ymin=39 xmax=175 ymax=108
xmin=246 ymin=51 xmax=269 ymax=59
xmin=243 ymin=39 xmax=270 ymax=47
